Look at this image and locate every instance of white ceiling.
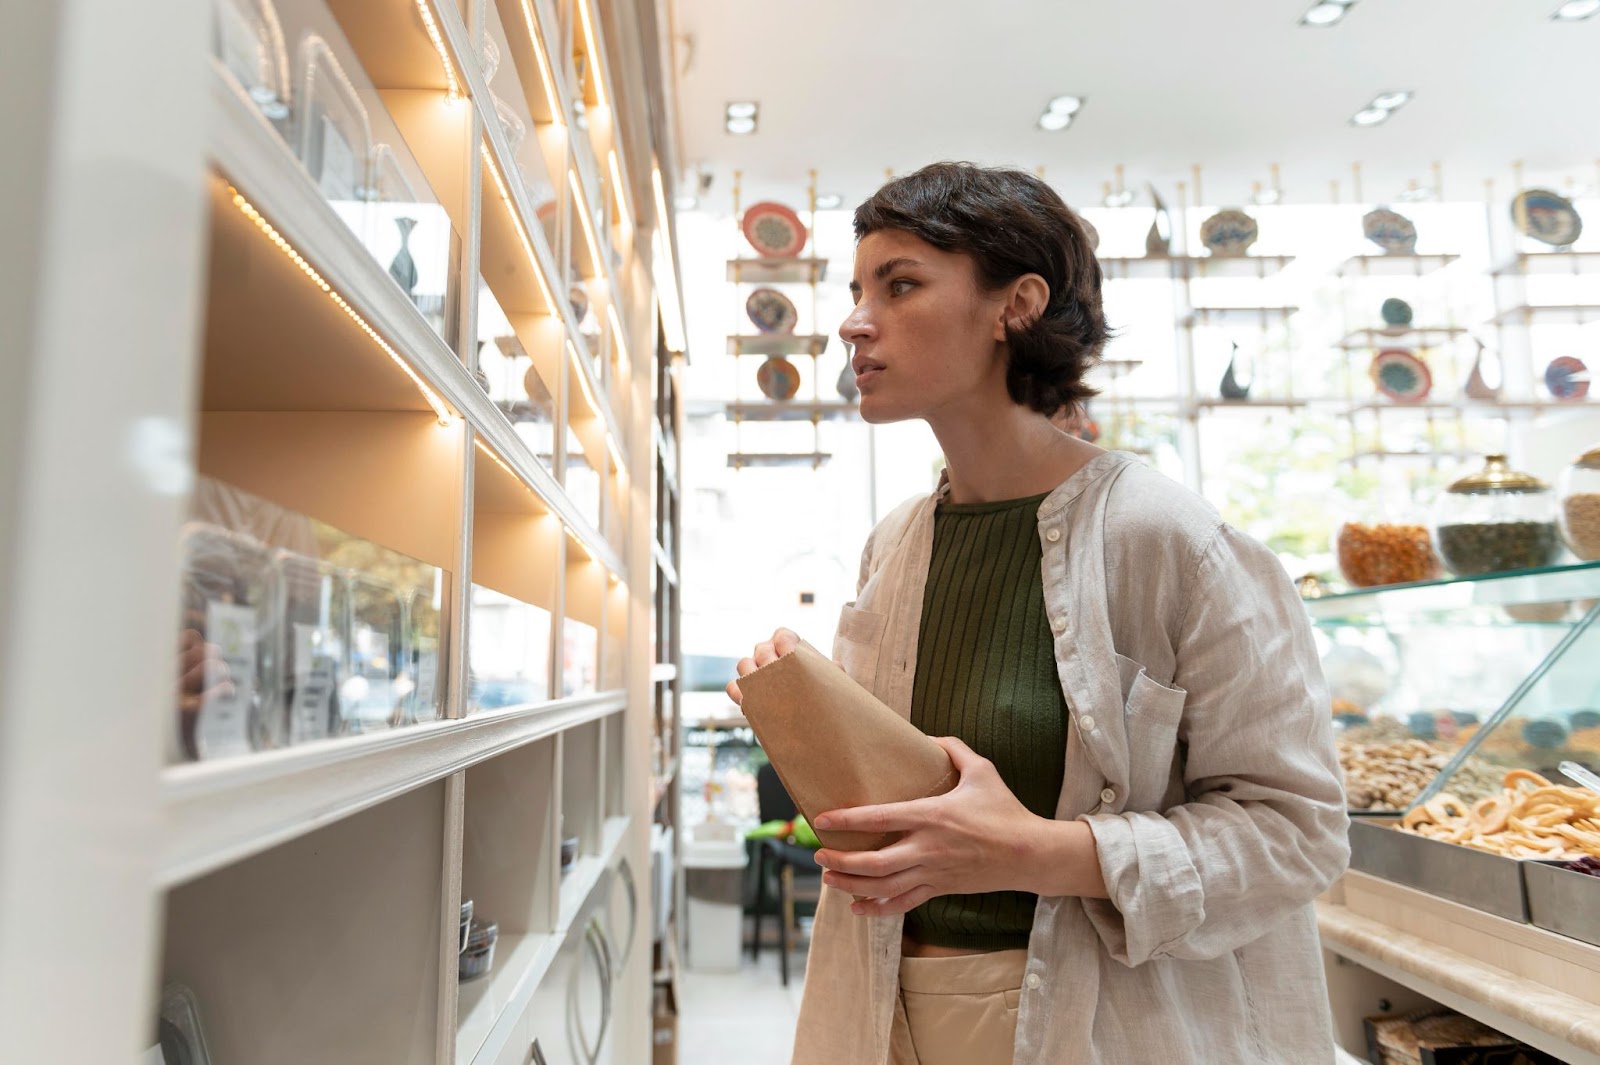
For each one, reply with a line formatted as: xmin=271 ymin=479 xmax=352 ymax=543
xmin=669 ymin=0 xmax=1599 ymax=214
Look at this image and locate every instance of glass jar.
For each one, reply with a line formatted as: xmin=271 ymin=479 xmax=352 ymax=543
xmin=1557 ymin=443 xmax=1600 ymax=562
xmin=1334 ymin=498 xmax=1441 ymax=588
xmin=1431 ymin=455 xmax=1563 ymax=576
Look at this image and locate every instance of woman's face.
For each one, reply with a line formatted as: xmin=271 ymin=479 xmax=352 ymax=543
xmin=839 ymin=229 xmax=1006 ymax=425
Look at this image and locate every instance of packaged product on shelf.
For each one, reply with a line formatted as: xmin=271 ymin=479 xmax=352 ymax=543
xmin=1431 ymin=455 xmax=1562 ymax=576
xmin=1335 ymin=520 xmax=1441 ymax=588
xmin=177 ymin=523 xmax=281 ymax=762
xmin=342 ymin=573 xmax=407 ymax=733
xmin=458 ymin=918 xmax=499 ymax=981
xmin=277 ymin=550 xmax=343 ymax=745
xmin=1364 ymin=1006 xmax=1562 ymax=1065
xmin=150 ymin=983 xmax=215 ymax=1065
xmin=210 ymin=0 xmax=290 ymax=129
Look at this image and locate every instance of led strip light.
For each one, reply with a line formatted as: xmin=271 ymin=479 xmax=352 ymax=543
xmin=480 ymin=145 xmax=559 ymax=313
xmin=516 ymin=0 xmax=564 ymax=124
xmin=473 ymin=436 xmax=609 ymax=572
xmin=228 ymin=186 xmax=453 ymax=425
xmin=575 ymin=0 xmax=609 ymax=110
xmin=412 ymin=0 xmax=463 ymax=100
xmin=607 ymin=149 xmax=634 ymax=241
xmin=568 ymin=170 xmax=606 ymax=279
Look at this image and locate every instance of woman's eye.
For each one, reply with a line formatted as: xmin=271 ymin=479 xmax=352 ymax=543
xmin=890 ymin=279 xmax=916 ymax=296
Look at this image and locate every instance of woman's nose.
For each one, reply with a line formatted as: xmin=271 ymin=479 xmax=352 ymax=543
xmin=839 ymin=303 xmax=875 ymax=346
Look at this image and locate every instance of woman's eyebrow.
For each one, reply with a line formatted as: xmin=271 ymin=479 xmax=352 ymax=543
xmin=850 ymin=257 xmax=927 ymax=294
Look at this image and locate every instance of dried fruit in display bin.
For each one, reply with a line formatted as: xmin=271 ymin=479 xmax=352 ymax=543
xmin=1566 ymin=855 xmax=1600 ymax=878
xmin=1561 ymin=491 xmax=1600 ymax=561
xmin=1335 ymin=521 xmax=1440 ymax=587
xmin=1398 ymin=769 xmax=1600 ymax=859
xmin=1338 ymin=737 xmax=1501 ymax=811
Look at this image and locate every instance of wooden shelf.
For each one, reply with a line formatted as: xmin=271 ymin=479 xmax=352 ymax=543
xmin=727 ymin=451 xmax=834 ymax=469
xmin=1098 ymin=254 xmax=1294 ymax=280
xmin=1341 ymin=398 xmax=1590 ymax=415
xmin=1340 ymin=448 xmax=1480 ymax=466
xmin=1181 ymin=305 xmax=1299 ymax=326
xmin=160 ymin=693 xmax=624 ymax=888
xmin=1489 ymin=303 xmax=1600 ymax=326
xmin=1335 ymin=253 xmax=1461 ymax=277
xmin=1337 ymin=325 xmax=1469 ymax=350
xmin=727 ymin=334 xmax=832 ymax=357
xmin=1320 ymin=872 xmax=1600 ymax=1065
xmin=726 ymin=400 xmax=860 ymax=422
xmin=727 ymin=257 xmax=829 ymax=284
xmin=1491 ymin=250 xmax=1600 ymax=277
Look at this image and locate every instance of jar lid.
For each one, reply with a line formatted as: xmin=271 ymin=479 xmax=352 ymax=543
xmin=1445 ymin=454 xmax=1547 ymax=495
xmin=465 ymin=920 xmax=499 ymax=950
xmin=1574 ymin=444 xmax=1600 ymax=470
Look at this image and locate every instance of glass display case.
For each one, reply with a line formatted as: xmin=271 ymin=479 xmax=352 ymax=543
xmin=466 ymin=584 xmax=553 ymax=713
xmin=1307 ymin=560 xmax=1600 ymax=813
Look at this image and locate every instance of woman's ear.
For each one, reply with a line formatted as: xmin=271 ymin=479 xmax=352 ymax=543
xmin=993 ymin=273 xmax=1050 ymax=341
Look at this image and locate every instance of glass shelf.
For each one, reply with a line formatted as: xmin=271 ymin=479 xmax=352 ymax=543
xmin=1306 ymin=560 xmax=1600 ymax=620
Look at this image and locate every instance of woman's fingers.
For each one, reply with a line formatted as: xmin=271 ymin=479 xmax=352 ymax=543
xmin=772 ymin=628 xmax=800 ymax=656
xmin=752 ymin=641 xmax=778 ymax=667
xmin=725 ymin=678 xmax=743 ymax=706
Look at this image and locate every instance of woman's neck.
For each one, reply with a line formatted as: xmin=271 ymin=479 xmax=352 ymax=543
xmin=928 ymin=396 xmax=1104 ymax=505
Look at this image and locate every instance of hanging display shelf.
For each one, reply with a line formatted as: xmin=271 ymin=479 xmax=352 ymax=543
xmin=1338 ymin=325 xmax=1468 ymax=350
xmin=726 ymin=334 xmax=830 ymax=357
xmin=725 ymin=257 xmax=829 ymax=285
xmin=1334 ymin=254 xmax=1460 ymax=278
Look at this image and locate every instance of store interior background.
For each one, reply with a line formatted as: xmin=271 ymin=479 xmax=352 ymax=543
xmin=666 ymin=0 xmax=1600 ymax=1057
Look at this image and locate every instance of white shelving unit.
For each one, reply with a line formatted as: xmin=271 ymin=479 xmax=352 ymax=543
xmin=0 ymin=0 xmax=686 ymax=1062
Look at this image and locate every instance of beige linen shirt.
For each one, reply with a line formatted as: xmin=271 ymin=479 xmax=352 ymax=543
xmin=792 ymin=450 xmax=1350 ymax=1065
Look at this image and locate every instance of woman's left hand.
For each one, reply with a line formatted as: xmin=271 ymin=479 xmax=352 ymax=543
xmin=812 ymin=737 xmax=1099 ymax=916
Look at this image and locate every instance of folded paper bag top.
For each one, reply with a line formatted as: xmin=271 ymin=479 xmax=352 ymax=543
xmin=737 ymin=640 xmax=957 ymax=852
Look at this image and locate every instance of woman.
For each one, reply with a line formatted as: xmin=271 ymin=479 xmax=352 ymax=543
xmin=727 ymin=162 xmax=1348 ymax=1065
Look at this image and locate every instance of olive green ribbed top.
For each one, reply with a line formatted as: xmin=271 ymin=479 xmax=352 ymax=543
xmin=906 ymin=491 xmax=1067 ymax=952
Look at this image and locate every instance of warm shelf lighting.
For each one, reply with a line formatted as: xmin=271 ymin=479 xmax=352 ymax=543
xmin=607 ymin=149 xmax=634 ymax=241
xmin=515 ymin=0 xmax=564 ymax=124
xmin=1046 ymin=95 xmax=1083 ymax=116
xmin=480 ymin=144 xmax=558 ymax=313
xmin=576 ymin=0 xmax=609 ymax=110
xmin=1350 ymin=89 xmax=1412 ymax=128
xmin=1038 ymin=112 xmax=1072 ymax=132
xmin=412 ymin=0 xmax=463 ymax=100
xmin=650 ymin=165 xmax=688 ymax=354
xmin=227 ymin=185 xmax=453 ymax=425
xmin=606 ymin=303 xmax=630 ymax=374
xmin=1370 ymin=90 xmax=1412 ymax=111
xmin=568 ymin=170 xmax=606 ymax=280
xmin=567 ymin=338 xmax=602 ymax=420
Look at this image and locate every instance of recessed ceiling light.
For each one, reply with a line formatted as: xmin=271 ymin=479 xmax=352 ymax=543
xmin=816 ymin=193 xmax=843 ymax=209
xmin=726 ymin=101 xmax=758 ymax=120
xmin=1370 ymin=90 xmax=1412 ymax=111
xmin=1553 ymin=0 xmax=1600 ymax=18
xmin=673 ymin=193 xmax=699 ymax=210
xmin=1038 ymin=111 xmax=1072 ymax=131
xmin=1350 ymin=107 xmax=1390 ymax=127
xmin=726 ymin=115 xmax=756 ymax=135
xmin=1047 ymin=95 xmax=1083 ymax=116
xmin=1253 ymin=188 xmax=1282 ymax=206
xmin=1102 ymin=188 xmax=1135 ymax=208
xmin=1301 ymin=1 xmax=1351 ymax=26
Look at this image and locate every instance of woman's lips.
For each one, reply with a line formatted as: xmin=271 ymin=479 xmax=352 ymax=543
xmin=853 ymin=356 xmax=885 ymax=388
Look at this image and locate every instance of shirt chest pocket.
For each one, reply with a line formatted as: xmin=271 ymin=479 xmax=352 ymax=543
xmin=832 ymin=604 xmax=888 ymax=694
xmin=1114 ymin=653 xmax=1187 ymax=809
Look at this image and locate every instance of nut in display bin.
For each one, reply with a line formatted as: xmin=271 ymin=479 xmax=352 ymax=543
xmin=1431 ymin=454 xmax=1563 ymax=577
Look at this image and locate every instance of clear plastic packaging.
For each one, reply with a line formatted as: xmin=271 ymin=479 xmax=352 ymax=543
xmin=177 ymin=524 xmax=281 ymax=761
xmin=343 ymin=573 xmax=407 ymax=733
xmin=155 ymin=983 xmax=215 ymax=1065
xmin=296 ymin=35 xmax=371 ymax=207
xmin=211 ymin=0 xmax=290 ymax=126
xmin=277 ymin=550 xmax=343 ymax=745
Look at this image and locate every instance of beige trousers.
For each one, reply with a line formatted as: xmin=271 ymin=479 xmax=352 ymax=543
xmin=888 ymin=949 xmax=1028 ymax=1065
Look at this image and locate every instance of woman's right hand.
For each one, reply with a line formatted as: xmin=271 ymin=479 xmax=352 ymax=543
xmin=725 ymin=627 xmax=800 ymax=706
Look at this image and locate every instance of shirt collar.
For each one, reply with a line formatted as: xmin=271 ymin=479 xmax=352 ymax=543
xmin=933 ymin=450 xmax=1137 ymax=518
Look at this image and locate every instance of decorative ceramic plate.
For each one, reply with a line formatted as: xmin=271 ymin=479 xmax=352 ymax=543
xmin=1199 ymin=209 xmax=1258 ymax=257
xmin=567 ymin=285 xmax=589 ymax=324
xmin=1362 ymin=208 xmax=1418 ymax=255
xmin=1380 ymin=297 xmax=1414 ymax=329
xmin=1513 ymin=188 xmax=1583 ymax=247
xmin=1545 ymin=355 xmax=1591 ymax=400
xmin=745 ymin=287 xmax=799 ymax=334
xmin=1370 ymin=348 xmax=1432 ymax=402
xmin=756 ymin=355 xmax=802 ymax=400
xmin=742 ymin=201 xmax=808 ymax=258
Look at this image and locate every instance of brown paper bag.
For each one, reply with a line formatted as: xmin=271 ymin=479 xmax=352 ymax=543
xmin=738 ymin=640 xmax=957 ymax=852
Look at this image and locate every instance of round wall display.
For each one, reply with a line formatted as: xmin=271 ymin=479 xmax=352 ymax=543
xmin=1362 ymin=208 xmax=1418 ymax=255
xmin=1199 ymin=208 xmax=1258 ymax=257
xmin=1380 ymin=297 xmax=1414 ymax=330
xmin=757 ymin=355 xmax=802 ymax=400
xmin=1512 ymin=188 xmax=1583 ymax=248
xmin=741 ymin=201 xmax=808 ymax=258
xmin=745 ymin=287 xmax=799 ymax=334
xmin=1545 ymin=355 xmax=1590 ymax=400
xmin=1370 ymin=348 xmax=1432 ymax=402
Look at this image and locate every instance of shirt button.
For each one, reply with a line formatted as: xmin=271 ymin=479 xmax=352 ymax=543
xmin=1079 ymin=715 xmax=1096 ymax=732
xmin=1025 ymin=972 xmax=1042 ymax=990
xmin=1100 ymin=787 xmax=1117 ymax=804
xmin=1045 ymin=528 xmax=1061 ymax=543
xmin=1051 ymin=617 xmax=1066 ymax=635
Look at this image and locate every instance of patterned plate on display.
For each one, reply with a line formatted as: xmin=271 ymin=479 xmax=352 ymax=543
xmin=742 ymin=201 xmax=808 ymax=258
xmin=1370 ymin=349 xmax=1432 ymax=402
xmin=1199 ymin=209 xmax=1258 ymax=257
xmin=1545 ymin=355 xmax=1591 ymax=400
xmin=745 ymin=287 xmax=799 ymax=334
xmin=1362 ymin=208 xmax=1418 ymax=255
xmin=1513 ymin=188 xmax=1583 ymax=248
xmin=757 ymin=356 xmax=802 ymax=400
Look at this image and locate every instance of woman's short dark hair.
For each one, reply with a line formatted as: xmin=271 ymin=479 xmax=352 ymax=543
xmin=853 ymin=162 xmax=1107 ymax=416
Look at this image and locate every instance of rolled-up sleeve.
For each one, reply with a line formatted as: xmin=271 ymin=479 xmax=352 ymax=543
xmin=1079 ymin=523 xmax=1350 ymax=966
